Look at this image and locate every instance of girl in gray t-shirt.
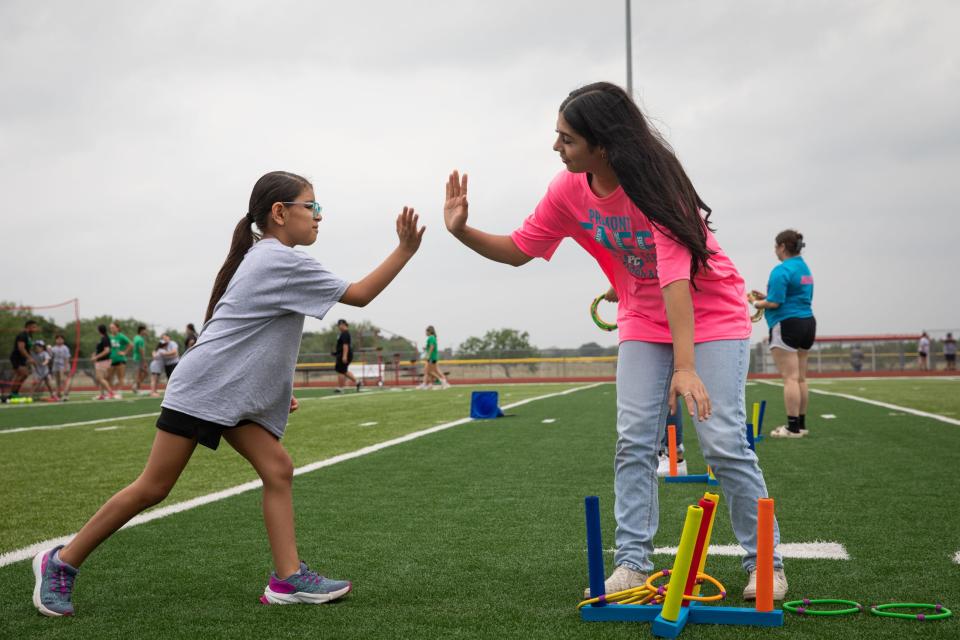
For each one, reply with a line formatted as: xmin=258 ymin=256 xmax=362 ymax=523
xmin=33 ymin=171 xmax=425 ymax=617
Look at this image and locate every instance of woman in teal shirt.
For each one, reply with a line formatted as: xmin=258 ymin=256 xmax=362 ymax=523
xmin=751 ymin=229 xmax=815 ymax=438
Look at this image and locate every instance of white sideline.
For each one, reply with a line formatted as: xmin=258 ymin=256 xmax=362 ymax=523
xmin=756 ymin=380 xmax=960 ymax=426
xmin=0 ymin=412 xmax=160 ymax=435
xmin=648 ymin=541 xmax=849 ymax=560
xmin=0 ymin=383 xmax=604 ymax=568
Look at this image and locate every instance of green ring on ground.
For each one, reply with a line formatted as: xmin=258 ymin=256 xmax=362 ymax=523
xmin=870 ymin=603 xmax=952 ymax=621
xmin=590 ymin=295 xmax=617 ymax=332
xmin=783 ymin=599 xmax=863 ymax=616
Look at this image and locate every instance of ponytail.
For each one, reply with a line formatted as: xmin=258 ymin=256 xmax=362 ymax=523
xmin=204 ymin=170 xmax=312 ymax=323
xmin=204 ymin=217 xmax=259 ymax=322
xmin=775 ymin=229 xmax=805 ymax=256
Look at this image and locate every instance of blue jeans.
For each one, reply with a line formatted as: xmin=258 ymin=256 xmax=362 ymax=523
xmin=613 ymin=339 xmax=782 ymax=573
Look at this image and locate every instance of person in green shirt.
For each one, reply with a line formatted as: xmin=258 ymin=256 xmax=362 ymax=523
xmin=108 ymin=322 xmax=133 ymax=393
xmin=131 ymin=325 xmax=149 ymax=394
xmin=417 ymin=325 xmax=450 ymax=390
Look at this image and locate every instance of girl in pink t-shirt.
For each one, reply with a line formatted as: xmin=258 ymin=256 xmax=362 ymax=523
xmin=443 ymin=82 xmax=786 ymax=601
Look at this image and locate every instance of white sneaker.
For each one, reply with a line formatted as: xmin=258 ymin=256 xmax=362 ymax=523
xmin=583 ymin=565 xmax=648 ymax=598
xmin=743 ymin=568 xmax=788 ymax=600
xmin=440 ymin=381 xmax=451 ymax=390
xmin=656 ymin=454 xmax=688 ymax=477
xmin=656 ymin=452 xmax=670 ymax=477
xmin=769 ymin=426 xmax=804 ymax=438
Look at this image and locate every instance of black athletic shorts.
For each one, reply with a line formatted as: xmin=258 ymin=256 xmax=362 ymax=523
xmin=10 ymin=355 xmax=27 ymax=369
xmin=334 ymin=359 xmax=352 ymax=374
xmin=156 ymin=407 xmax=255 ymax=451
xmin=770 ymin=316 xmax=817 ymax=351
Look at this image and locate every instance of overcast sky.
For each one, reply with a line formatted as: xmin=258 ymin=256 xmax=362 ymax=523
xmin=2 ymin=1 xmax=957 ymax=350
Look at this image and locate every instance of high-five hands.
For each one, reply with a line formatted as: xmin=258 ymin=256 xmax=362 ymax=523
xmin=444 ymin=170 xmax=469 ymax=236
xmin=396 ymin=206 xmax=426 ymax=255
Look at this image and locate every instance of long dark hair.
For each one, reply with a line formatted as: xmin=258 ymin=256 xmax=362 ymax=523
xmin=204 ymin=171 xmax=312 ymax=322
xmin=559 ymin=82 xmax=714 ymax=280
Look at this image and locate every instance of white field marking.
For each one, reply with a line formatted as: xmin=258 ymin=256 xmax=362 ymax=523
xmin=94 ymin=426 xmax=120 ymax=432
xmin=604 ymin=542 xmax=849 ymax=560
xmin=359 ymin=421 xmax=378 ymax=427
xmin=0 ymin=412 xmax=159 ymax=435
xmin=888 ymin=412 xmax=905 ymax=416
xmin=0 ymin=395 xmax=157 ymax=410
xmin=542 ymin=419 xmax=556 ymax=424
xmin=756 ymin=380 xmax=960 ymax=426
xmin=808 ymin=375 xmax=960 ymax=382
xmin=0 ymin=382 xmax=604 ymax=568
xmin=745 ymin=382 xmax=757 ymax=386
xmin=821 ymin=414 xmax=837 ymax=419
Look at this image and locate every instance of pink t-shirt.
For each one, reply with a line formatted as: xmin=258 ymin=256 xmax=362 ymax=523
xmin=511 ymin=171 xmax=751 ymax=344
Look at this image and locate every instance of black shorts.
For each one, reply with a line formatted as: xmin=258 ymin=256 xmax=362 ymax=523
xmin=770 ymin=316 xmax=816 ymax=351
xmin=946 ymin=354 xmax=956 ymax=363
xmin=334 ymin=359 xmax=352 ymax=374
xmin=164 ymin=363 xmax=177 ymax=378
xmin=10 ymin=355 xmax=27 ymax=370
xmin=111 ymin=361 xmax=125 ymax=367
xmin=156 ymin=407 xmax=255 ymax=450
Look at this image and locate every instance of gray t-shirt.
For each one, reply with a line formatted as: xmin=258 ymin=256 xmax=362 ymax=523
xmin=162 ymin=238 xmax=348 ymax=438
xmin=51 ymin=344 xmax=70 ymax=371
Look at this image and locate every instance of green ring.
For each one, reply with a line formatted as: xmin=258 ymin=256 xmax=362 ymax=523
xmin=590 ymin=295 xmax=617 ymax=332
xmin=783 ymin=599 xmax=863 ymax=616
xmin=870 ymin=603 xmax=952 ymax=621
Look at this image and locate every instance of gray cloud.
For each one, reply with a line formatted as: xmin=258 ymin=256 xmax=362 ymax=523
xmin=1 ymin=0 xmax=957 ymax=351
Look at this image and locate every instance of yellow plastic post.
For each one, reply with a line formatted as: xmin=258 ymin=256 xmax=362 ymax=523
xmin=752 ymin=402 xmax=761 ymax=437
xmin=691 ymin=492 xmax=720 ymax=596
xmin=661 ymin=505 xmax=704 ymax=622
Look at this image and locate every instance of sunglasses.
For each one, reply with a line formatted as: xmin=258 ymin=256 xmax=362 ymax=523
xmin=281 ymin=201 xmax=323 ymax=220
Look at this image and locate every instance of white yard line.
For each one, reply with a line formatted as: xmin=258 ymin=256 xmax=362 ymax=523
xmin=756 ymin=380 xmax=960 ymax=426
xmin=0 ymin=383 xmax=603 ymax=568
xmin=637 ymin=542 xmax=849 ymax=560
xmin=0 ymin=412 xmax=160 ymax=435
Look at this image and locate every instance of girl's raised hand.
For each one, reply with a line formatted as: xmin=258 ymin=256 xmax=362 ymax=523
xmin=444 ymin=170 xmax=469 ymax=235
xmin=396 ymin=206 xmax=426 ymax=255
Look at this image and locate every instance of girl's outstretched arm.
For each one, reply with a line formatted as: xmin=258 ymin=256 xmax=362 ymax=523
xmin=443 ymin=170 xmax=532 ymax=267
xmin=340 ymin=207 xmax=425 ymax=307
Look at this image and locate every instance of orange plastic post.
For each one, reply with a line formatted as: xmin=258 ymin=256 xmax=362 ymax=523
xmin=667 ymin=425 xmax=678 ymax=477
xmin=755 ymin=498 xmax=775 ymax=612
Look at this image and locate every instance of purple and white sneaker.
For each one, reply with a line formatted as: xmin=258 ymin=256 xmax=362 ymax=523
xmin=260 ymin=561 xmax=351 ymax=605
xmin=32 ymin=545 xmax=78 ymax=616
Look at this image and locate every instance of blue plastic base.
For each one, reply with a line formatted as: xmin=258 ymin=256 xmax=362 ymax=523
xmin=663 ymin=474 xmax=719 ymax=486
xmin=581 ymin=602 xmax=784 ymax=637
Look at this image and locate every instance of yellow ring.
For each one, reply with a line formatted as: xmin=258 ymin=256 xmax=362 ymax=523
xmin=643 ymin=569 xmax=727 ymax=603
xmin=745 ymin=292 xmax=764 ymax=324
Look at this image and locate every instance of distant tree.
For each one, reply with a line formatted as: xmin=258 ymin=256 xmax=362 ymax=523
xmin=456 ymin=328 xmax=538 ymax=359
xmin=576 ymin=341 xmax=613 ymax=357
xmin=299 ymin=320 xmax=416 ymax=362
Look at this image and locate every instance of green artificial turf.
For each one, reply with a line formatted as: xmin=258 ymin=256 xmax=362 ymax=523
xmin=1 ymin=380 xmax=958 ymax=639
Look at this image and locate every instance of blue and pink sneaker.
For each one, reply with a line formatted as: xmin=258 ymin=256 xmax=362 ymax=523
xmin=260 ymin=561 xmax=351 ymax=605
xmin=32 ymin=545 xmax=78 ymax=616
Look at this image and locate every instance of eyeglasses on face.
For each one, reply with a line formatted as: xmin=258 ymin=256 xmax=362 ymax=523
xmin=281 ymin=201 xmax=323 ymax=220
